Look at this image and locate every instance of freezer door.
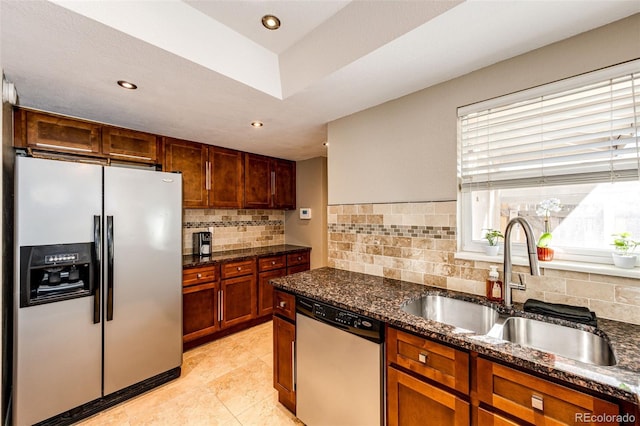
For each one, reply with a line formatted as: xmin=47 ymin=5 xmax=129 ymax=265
xmin=14 ymin=157 xmax=102 ymax=426
xmin=103 ymin=166 xmax=182 ymax=395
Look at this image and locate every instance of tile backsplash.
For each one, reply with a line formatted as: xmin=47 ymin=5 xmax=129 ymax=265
xmin=183 ymin=209 xmax=284 ymax=255
xmin=328 ymin=201 xmax=640 ymax=325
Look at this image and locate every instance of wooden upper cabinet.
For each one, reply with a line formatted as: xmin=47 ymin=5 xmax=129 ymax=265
xmin=244 ymin=153 xmax=296 ymax=210
xmin=244 ymin=153 xmax=272 ymax=209
xmin=273 ymin=159 xmax=296 ymax=209
xmin=102 ymin=126 xmax=158 ymax=164
xmin=209 ymin=146 xmax=244 ymax=209
xmin=17 ymin=110 xmax=102 ymax=155
xmin=163 ymin=137 xmax=208 ymax=208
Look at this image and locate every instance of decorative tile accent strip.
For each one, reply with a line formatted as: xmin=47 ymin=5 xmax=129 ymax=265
xmin=329 ymin=223 xmax=455 ymax=239
xmin=185 ymin=220 xmax=283 ymax=228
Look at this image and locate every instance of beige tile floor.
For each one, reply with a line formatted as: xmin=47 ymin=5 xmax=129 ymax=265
xmin=77 ymin=321 xmax=303 ymax=425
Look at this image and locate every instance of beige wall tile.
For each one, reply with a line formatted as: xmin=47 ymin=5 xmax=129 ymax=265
xmin=615 ymin=286 xmax=640 ymax=306
xmin=367 ymin=214 xmax=383 ymax=224
xmin=328 ymin=205 xmax=342 ymax=214
xmin=526 ymin=276 xmax=566 ymax=294
xmin=543 ymin=293 xmax=589 ymax=307
xmin=447 ymin=277 xmax=484 ymax=296
xmin=424 ymin=215 xmax=450 ymax=227
xmin=383 ymin=214 xmax=403 ymax=226
xmin=589 ymin=300 xmax=640 ymax=325
xmin=372 ymin=204 xmax=393 ymax=214
xmin=402 ymin=270 xmax=424 ymax=284
xmin=403 ymin=215 xmax=425 ymax=226
xmin=342 ymin=205 xmax=357 ymax=214
xmin=566 ymin=280 xmax=615 ymax=302
xmin=434 ymin=201 xmax=456 ymax=215
xmin=358 ymin=204 xmax=374 ymax=214
xmin=589 ymin=274 xmax=640 ymax=287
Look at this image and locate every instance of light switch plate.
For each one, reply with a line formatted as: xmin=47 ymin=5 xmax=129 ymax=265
xmin=300 ymin=208 xmax=312 ymax=219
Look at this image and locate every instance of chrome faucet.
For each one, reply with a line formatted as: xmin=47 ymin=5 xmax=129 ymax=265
xmin=503 ymin=217 xmax=540 ymax=307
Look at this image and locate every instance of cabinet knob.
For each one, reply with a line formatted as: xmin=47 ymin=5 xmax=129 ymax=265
xmin=272 ymin=261 xmax=276 ymax=265
xmin=297 ymin=256 xmax=302 ymax=261
xmin=279 ymin=301 xmax=287 ymax=308
xmin=237 ymin=266 xmax=242 ymax=271
xmin=531 ymin=395 xmax=544 ymax=411
xmin=418 ymin=352 xmax=428 ymax=364
xmin=196 ymin=273 xmax=202 ymax=279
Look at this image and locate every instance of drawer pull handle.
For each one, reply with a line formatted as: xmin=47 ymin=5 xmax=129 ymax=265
xmin=418 ymin=353 xmax=428 ymax=363
xmin=196 ymin=273 xmax=202 ymax=279
xmin=531 ymin=395 xmax=544 ymax=411
xmin=279 ymin=301 xmax=287 ymax=308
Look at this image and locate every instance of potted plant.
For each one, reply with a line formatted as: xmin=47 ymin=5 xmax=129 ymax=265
xmin=536 ymin=198 xmax=561 ymax=261
xmin=611 ymin=232 xmax=639 ymax=269
xmin=483 ymin=229 xmax=504 ymax=256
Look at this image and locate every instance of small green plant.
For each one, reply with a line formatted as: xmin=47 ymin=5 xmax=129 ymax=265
xmin=611 ymin=232 xmax=640 ymax=255
xmin=483 ymin=229 xmax=504 ymax=246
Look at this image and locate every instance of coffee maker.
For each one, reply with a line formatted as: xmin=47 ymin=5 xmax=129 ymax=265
xmin=192 ymin=231 xmax=212 ymax=256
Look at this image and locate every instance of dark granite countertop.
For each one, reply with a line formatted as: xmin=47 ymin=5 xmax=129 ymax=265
xmin=270 ymin=267 xmax=640 ymax=405
xmin=183 ymin=244 xmax=311 ymax=268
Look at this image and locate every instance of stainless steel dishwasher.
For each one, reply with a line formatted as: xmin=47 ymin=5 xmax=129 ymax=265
xmin=296 ymin=296 xmax=384 ymax=426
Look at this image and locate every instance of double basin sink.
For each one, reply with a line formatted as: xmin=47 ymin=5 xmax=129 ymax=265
xmin=402 ymin=295 xmax=616 ymax=366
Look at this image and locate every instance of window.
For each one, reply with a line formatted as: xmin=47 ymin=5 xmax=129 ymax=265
xmin=458 ymin=60 xmax=640 ymax=263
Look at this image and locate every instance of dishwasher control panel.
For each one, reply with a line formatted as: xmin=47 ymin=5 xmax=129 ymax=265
xmin=297 ymin=296 xmax=383 ymax=342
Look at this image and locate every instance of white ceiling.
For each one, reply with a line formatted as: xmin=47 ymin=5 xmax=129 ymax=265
xmin=1 ymin=1 xmax=639 ymax=161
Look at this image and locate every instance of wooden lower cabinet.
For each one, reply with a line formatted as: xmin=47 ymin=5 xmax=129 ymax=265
xmin=476 ymin=357 xmax=620 ymax=426
xmin=387 ymin=366 xmax=470 ymax=426
xmin=273 ymin=289 xmax=296 ymax=413
xmin=182 ymin=282 xmax=219 ymax=342
xmin=220 ymin=274 xmax=257 ymax=328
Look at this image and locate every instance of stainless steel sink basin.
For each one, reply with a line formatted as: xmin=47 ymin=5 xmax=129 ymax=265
xmin=402 ymin=295 xmax=499 ymax=334
xmin=499 ymin=317 xmax=616 ymax=366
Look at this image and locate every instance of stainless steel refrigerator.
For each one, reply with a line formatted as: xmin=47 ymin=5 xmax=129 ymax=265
xmin=13 ymin=156 xmax=183 ymax=425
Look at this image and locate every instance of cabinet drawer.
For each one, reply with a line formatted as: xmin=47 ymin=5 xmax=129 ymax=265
xmin=273 ymin=290 xmax=296 ymax=321
xmin=258 ymin=255 xmax=286 ymax=272
xmin=477 ymin=357 xmax=619 ymax=425
xmin=222 ymin=259 xmax=256 ymax=279
xmin=183 ymin=265 xmax=218 ymax=287
xmin=287 ymin=264 xmax=309 ymax=275
xmin=287 ymin=251 xmax=309 ymax=267
xmin=387 ymin=327 xmax=469 ymax=395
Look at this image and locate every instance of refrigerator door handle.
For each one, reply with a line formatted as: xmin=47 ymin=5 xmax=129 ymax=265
xmin=93 ymin=215 xmax=102 ymax=324
xmin=106 ymin=215 xmax=114 ymax=321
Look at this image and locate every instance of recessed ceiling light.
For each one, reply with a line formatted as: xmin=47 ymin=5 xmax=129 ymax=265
xmin=117 ymin=80 xmax=137 ymax=90
xmin=251 ymin=121 xmax=264 ymax=128
xmin=261 ymin=15 xmax=281 ymax=30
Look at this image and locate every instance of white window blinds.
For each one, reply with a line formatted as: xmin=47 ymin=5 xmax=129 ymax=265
xmin=458 ymin=60 xmax=640 ymax=191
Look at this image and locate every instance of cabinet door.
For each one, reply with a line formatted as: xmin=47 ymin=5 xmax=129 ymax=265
xmin=209 ymin=146 xmax=244 ymax=208
xmin=387 ymin=366 xmax=469 ymax=426
xmin=23 ymin=110 xmax=101 ymax=154
xmin=258 ymin=269 xmax=286 ymax=317
xmin=244 ymin=153 xmax=272 ymax=209
xmin=475 ymin=407 xmax=520 ymax=426
xmin=163 ymin=138 xmax=208 ymax=208
xmin=183 ymin=282 xmax=219 ymax=342
xmin=220 ymin=275 xmax=257 ymax=328
xmin=273 ymin=316 xmax=296 ymax=414
xmin=102 ymin=126 xmax=158 ymax=164
xmin=477 ymin=357 xmax=619 ymax=425
xmin=273 ymin=159 xmax=296 ymax=209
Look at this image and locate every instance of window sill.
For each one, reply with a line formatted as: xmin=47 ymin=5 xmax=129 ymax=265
xmin=454 ymin=251 xmax=640 ymax=280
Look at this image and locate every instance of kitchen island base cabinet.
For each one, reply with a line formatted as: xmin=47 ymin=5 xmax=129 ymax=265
xmin=273 ymin=290 xmax=296 ymax=414
xmin=476 ymin=357 xmax=620 ymax=425
xmin=273 ymin=315 xmax=296 ymax=414
xmin=387 ymin=366 xmax=470 ymax=426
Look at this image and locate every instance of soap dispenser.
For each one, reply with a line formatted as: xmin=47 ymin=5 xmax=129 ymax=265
xmin=486 ymin=265 xmax=504 ymax=303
